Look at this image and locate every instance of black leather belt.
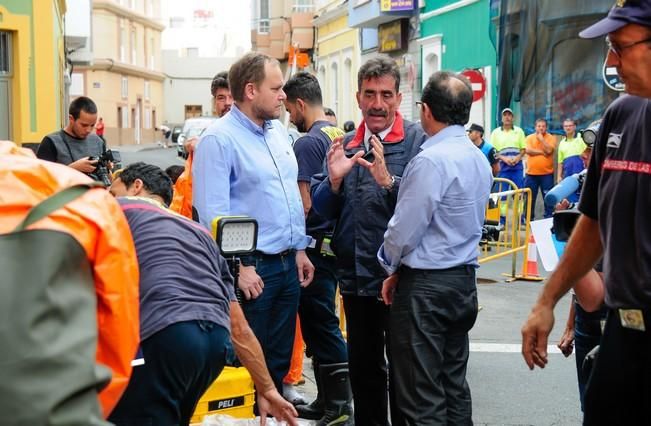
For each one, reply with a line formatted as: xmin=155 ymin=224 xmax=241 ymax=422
xmin=401 ymin=264 xmax=475 ymax=274
xmin=254 ymin=249 xmax=295 ymax=257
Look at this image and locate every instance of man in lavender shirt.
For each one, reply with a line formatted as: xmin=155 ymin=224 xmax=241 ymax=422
xmin=378 ymin=71 xmax=492 ymax=425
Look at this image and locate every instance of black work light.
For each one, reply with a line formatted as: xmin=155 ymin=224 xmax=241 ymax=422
xmin=211 ymin=216 xmax=258 ymax=303
xmin=211 ymin=216 xmax=258 ymax=257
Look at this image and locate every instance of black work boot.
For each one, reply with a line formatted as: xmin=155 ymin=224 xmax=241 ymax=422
xmin=296 ymin=360 xmax=324 ymax=420
xmin=317 ymin=362 xmax=354 ymax=426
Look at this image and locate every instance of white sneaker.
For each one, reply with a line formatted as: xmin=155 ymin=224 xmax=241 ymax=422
xmin=283 ymin=383 xmax=308 ymax=406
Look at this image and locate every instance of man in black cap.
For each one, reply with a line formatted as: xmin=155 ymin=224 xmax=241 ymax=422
xmin=521 ymin=1 xmax=651 ymax=423
xmin=468 ymin=123 xmax=499 ymax=176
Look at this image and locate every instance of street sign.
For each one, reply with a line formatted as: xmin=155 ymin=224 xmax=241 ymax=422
xmin=461 ymin=69 xmax=486 ymax=102
xmin=602 ymin=61 xmax=625 ymax=92
xmin=380 ymin=0 xmax=414 ymax=12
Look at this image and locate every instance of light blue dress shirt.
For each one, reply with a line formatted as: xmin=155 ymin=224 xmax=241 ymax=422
xmin=378 ymin=125 xmax=493 ymax=275
xmin=193 ymin=104 xmax=309 ymax=253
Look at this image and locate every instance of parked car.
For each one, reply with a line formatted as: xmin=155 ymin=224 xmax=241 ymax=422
xmin=176 ymin=116 xmax=218 ymax=159
xmin=171 ymin=125 xmax=183 ymax=144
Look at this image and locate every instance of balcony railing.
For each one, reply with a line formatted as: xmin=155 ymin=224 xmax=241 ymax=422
xmin=292 ymin=3 xmax=315 ymax=12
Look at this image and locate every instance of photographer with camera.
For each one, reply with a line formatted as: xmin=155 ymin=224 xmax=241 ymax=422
xmin=37 ymin=96 xmax=114 ymax=184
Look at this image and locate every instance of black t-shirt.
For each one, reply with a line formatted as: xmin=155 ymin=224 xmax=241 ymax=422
xmin=578 ymin=95 xmax=651 ymax=308
xmin=293 ymin=120 xmax=344 ymax=235
xmin=37 ymin=130 xmax=106 ymax=165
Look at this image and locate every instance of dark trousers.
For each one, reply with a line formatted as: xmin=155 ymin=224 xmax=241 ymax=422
xmin=299 ymin=253 xmax=348 ymax=364
xmin=240 ymin=251 xmax=300 ymax=393
xmin=108 ymin=320 xmax=229 ymax=426
xmin=389 ymin=266 xmax=478 ymax=426
xmin=524 ymin=173 xmax=554 ymax=219
xmin=343 ymin=294 xmax=399 ymax=426
xmin=497 ymin=167 xmax=524 ymax=189
xmin=573 ymin=302 xmax=606 ymax=411
xmin=583 ymin=310 xmax=651 ymax=425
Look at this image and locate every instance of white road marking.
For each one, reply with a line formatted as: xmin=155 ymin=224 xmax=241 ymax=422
xmin=470 ymin=342 xmax=561 ymax=354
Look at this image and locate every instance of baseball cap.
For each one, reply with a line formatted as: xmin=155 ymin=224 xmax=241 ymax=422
xmin=468 ymin=123 xmax=484 ymax=133
xmin=501 ymin=107 xmax=514 ymax=115
xmin=579 ymin=0 xmax=651 ymax=39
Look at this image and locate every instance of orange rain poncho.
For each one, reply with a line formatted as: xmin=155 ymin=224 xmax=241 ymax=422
xmin=170 ymin=152 xmax=194 ymax=219
xmin=0 ymin=141 xmax=140 ymax=417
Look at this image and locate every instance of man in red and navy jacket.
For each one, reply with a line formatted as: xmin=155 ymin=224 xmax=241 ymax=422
xmin=311 ymin=56 xmax=427 ymax=425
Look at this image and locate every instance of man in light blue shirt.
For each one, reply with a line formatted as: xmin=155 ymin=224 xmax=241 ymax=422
xmin=193 ymin=52 xmax=314 ymax=393
xmin=378 ymin=71 xmax=492 ymax=425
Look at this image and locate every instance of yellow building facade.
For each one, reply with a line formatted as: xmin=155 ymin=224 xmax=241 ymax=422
xmin=314 ymin=3 xmax=361 ymax=126
xmin=0 ymin=0 xmax=67 ymax=146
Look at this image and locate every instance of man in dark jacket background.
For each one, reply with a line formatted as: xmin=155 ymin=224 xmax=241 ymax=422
xmin=311 ymin=56 xmax=427 ymax=425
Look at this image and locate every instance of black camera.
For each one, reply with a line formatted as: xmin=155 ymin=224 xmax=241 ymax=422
xmin=88 ymin=150 xmax=121 ymax=187
xmin=552 ymin=208 xmax=580 ymax=242
xmin=580 ymin=119 xmax=601 ymax=148
xmin=547 ymin=169 xmax=585 ymax=242
xmin=480 ymin=220 xmax=502 ymax=246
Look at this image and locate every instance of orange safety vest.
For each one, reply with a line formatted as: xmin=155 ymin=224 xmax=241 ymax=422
xmin=0 ymin=141 xmax=140 ymax=418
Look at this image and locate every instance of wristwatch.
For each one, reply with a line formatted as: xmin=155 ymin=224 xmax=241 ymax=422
xmin=382 ymin=175 xmax=396 ymax=191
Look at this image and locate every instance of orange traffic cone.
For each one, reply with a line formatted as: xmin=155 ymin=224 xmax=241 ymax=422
xmin=526 ymin=234 xmax=540 ymax=277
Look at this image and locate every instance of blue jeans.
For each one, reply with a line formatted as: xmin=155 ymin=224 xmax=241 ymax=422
xmin=524 ymin=173 xmax=554 ymax=219
xmin=109 ymin=320 xmax=229 ymax=426
xmin=240 ymin=251 xmax=300 ymax=392
xmin=299 ymin=252 xmax=348 ymax=364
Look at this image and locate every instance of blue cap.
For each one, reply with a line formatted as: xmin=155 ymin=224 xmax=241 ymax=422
xmin=580 ymin=0 xmax=651 ymax=39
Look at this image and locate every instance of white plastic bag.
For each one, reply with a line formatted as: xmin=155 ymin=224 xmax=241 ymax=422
xmin=201 ymin=414 xmax=315 ymax=426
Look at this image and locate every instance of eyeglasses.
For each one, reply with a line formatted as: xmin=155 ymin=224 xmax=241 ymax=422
xmin=415 ymin=101 xmax=424 ymax=110
xmin=605 ymin=35 xmax=651 ymax=58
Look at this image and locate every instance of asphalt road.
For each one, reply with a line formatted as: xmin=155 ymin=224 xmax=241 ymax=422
xmin=121 ymin=147 xmax=584 ymax=425
xmin=119 ymin=145 xmax=185 ymax=170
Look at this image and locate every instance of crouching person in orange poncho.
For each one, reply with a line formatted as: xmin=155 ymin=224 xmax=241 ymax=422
xmin=0 ymin=141 xmax=140 ymax=423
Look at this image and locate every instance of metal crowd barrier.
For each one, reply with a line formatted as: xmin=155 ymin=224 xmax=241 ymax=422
xmin=479 ymin=178 xmax=543 ymax=282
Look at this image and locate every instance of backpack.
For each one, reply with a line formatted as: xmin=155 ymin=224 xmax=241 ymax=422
xmin=0 ymin=184 xmax=111 ymax=425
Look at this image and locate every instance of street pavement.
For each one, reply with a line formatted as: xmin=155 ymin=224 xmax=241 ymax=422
xmin=122 ymin=147 xmax=584 ymax=425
